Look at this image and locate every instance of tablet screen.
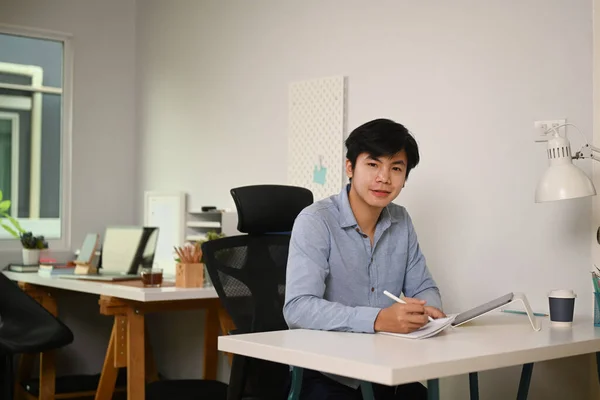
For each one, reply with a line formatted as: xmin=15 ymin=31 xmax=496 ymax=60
xmin=452 ymin=292 xmax=514 ymax=326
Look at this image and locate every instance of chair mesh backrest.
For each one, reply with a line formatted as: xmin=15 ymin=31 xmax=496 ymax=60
xmin=0 ymin=273 xmax=73 ymax=354
xmin=203 ymin=234 xmax=291 ymax=399
xmin=203 ymin=234 xmax=290 ymax=335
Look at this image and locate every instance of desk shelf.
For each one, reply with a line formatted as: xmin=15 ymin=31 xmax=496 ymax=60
xmin=185 ymin=210 xmax=239 ymax=242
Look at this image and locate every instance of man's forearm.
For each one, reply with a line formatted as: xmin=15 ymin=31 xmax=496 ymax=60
xmin=284 ymin=295 xmax=381 ymax=333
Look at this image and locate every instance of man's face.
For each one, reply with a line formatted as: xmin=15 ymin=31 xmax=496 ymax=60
xmin=346 ymin=150 xmax=408 ymax=209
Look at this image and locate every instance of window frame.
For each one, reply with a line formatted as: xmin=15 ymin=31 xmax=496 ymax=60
xmin=0 ymin=110 xmax=20 ymax=217
xmin=0 ymin=24 xmax=73 ymax=252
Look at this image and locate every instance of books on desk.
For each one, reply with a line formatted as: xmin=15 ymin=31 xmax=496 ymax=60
xmin=378 ymin=315 xmax=457 ymax=339
xmin=7 ymin=263 xmax=39 ymax=272
xmin=38 ymin=263 xmax=76 ymax=277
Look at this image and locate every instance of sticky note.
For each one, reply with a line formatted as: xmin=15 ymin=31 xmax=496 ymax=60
xmin=313 ymin=165 xmax=327 ymax=185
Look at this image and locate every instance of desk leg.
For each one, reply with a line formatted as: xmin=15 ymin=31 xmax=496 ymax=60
xmin=288 ymin=367 xmax=303 ymax=400
xmin=145 ymin=324 xmax=159 ymax=383
xmin=427 ymin=379 xmax=440 ymax=400
xmin=95 ymin=312 xmax=157 ymax=400
xmin=97 ymin=295 xmax=221 ymax=396
xmin=469 ymin=372 xmax=479 ymax=400
xmin=38 ymin=351 xmax=55 ymax=400
xmin=359 ymin=381 xmax=375 ymax=400
xmin=516 ymin=363 xmax=534 ymax=400
xmin=127 ymin=307 xmax=145 ymax=400
xmin=94 ymin=323 xmax=118 ymax=400
xmin=39 ymin=292 xmax=57 ymax=400
xmin=217 ymin=306 xmax=236 ymax=366
xmin=203 ymin=301 xmax=220 ymax=380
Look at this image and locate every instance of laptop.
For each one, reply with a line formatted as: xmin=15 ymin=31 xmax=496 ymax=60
xmin=62 ymin=226 xmax=159 ymax=281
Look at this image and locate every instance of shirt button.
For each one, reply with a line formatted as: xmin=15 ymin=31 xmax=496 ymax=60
xmin=371 ymin=287 xmax=375 ymax=292
xmin=355 ymin=228 xmax=360 ymax=232
xmin=362 ymin=234 xmax=368 ymax=238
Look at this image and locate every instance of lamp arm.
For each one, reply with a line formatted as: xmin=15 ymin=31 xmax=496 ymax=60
xmin=574 ymin=144 xmax=600 ymax=161
xmin=543 ymin=122 xmax=600 ymax=163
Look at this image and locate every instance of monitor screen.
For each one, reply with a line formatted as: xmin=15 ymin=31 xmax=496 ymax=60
xmin=100 ymin=226 xmax=159 ymax=274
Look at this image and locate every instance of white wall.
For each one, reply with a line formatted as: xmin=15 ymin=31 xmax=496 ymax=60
xmin=592 ymin=0 xmax=600 ymax=278
xmin=137 ymin=0 xmax=598 ymax=398
xmin=0 ymin=0 xmax=138 ymax=375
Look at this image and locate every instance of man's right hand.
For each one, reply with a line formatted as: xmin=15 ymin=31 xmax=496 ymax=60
xmin=373 ymin=297 xmax=429 ymax=333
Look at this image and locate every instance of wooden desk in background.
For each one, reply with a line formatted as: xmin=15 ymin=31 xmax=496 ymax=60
xmin=3 ymin=271 xmax=235 ymax=400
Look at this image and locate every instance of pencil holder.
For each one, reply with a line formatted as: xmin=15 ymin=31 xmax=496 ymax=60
xmin=594 ymin=293 xmax=600 ymax=327
xmin=175 ymin=263 xmax=204 ymax=288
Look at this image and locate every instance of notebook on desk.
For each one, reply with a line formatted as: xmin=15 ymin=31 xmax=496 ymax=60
xmin=378 ymin=315 xmax=457 ymax=340
xmin=61 ymin=226 xmax=159 ymax=281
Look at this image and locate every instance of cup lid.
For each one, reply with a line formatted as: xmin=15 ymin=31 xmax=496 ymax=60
xmin=548 ymin=289 xmax=577 ymax=299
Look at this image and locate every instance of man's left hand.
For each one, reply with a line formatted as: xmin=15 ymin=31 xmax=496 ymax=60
xmin=424 ymin=306 xmax=446 ymax=319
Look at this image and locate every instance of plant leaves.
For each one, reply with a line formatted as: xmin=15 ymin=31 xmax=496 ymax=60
xmin=4 ymin=214 xmax=25 ymax=233
xmin=1 ymin=222 xmax=19 ymax=238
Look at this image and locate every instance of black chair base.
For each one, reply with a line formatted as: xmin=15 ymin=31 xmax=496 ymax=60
xmin=146 ymin=379 xmax=228 ymax=400
xmin=21 ymin=369 xmax=128 ymax=396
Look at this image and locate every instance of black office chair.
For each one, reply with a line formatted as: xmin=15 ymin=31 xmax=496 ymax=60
xmin=202 ymin=184 xmax=313 ymax=400
xmin=145 ymin=185 xmax=311 ymax=400
xmin=0 ymin=272 xmax=74 ymax=400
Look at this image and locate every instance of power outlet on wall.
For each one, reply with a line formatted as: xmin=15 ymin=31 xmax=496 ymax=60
xmin=533 ymin=119 xmax=566 ymax=142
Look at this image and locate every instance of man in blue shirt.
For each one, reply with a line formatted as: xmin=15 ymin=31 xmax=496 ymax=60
xmin=283 ymin=119 xmax=444 ymax=400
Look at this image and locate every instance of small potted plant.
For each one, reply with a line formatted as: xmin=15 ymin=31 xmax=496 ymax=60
xmin=19 ymin=231 xmax=49 ymax=264
xmin=0 ymin=189 xmax=48 ymax=265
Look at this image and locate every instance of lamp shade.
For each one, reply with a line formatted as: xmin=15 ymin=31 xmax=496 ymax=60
xmin=535 ymin=133 xmax=596 ymax=202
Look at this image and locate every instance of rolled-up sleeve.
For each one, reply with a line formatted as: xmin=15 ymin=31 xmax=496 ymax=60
xmin=403 ymin=214 xmax=442 ymax=310
xmin=283 ymin=213 xmax=381 ymax=333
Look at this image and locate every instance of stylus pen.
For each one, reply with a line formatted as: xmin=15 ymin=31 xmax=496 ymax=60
xmin=383 ymin=290 xmax=435 ymax=322
xmin=501 ymin=309 xmax=548 ymax=317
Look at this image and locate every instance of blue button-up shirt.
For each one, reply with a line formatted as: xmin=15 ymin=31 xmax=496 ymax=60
xmin=284 ymin=184 xmax=442 ymax=334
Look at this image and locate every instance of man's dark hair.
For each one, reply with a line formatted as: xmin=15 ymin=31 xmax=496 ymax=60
xmin=345 ymin=118 xmax=420 ymax=179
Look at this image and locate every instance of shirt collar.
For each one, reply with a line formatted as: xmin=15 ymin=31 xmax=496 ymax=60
xmin=338 ymin=184 xmax=397 ymax=229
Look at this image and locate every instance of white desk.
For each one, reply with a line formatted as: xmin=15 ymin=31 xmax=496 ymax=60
xmin=3 ymin=270 xmax=218 ymax=301
xmin=219 ymin=313 xmax=600 ymax=397
xmin=4 ymin=271 xmax=225 ymax=400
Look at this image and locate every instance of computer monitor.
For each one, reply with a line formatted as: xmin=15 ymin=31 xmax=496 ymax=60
xmin=98 ymin=226 xmax=159 ymax=275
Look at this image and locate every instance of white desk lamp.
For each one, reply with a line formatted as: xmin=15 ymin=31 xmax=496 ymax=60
xmin=535 ymin=123 xmax=597 ymax=202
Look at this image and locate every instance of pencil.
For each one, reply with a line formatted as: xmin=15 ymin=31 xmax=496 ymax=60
xmin=592 ymin=272 xmax=600 ymax=293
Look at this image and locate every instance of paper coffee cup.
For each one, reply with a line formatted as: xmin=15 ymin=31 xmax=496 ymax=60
xmin=548 ymin=289 xmax=576 ymax=327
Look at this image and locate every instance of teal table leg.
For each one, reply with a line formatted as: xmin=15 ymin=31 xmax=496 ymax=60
xmin=469 ymin=372 xmax=479 ymax=400
xmin=516 ymin=363 xmax=534 ymax=400
xmin=428 ymin=378 xmax=440 ymax=400
xmin=288 ymin=367 xmax=303 ymax=400
xmin=360 ymin=381 xmax=375 ymax=400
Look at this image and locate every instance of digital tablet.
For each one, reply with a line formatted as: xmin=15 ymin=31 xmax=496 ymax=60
xmin=451 ymin=292 xmax=515 ymax=327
